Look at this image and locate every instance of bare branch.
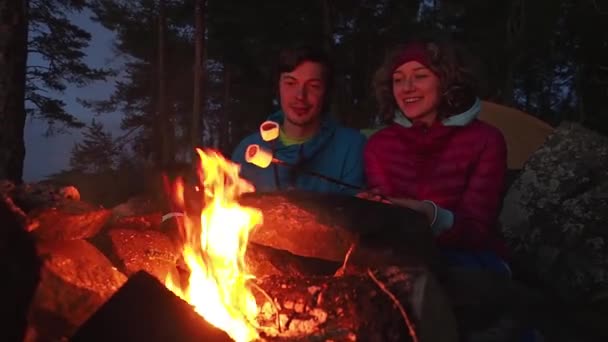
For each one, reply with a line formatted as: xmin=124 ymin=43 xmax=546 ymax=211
xmin=113 ymin=125 xmax=143 ymax=146
xmin=367 ymin=269 xmax=419 ymax=342
xmin=592 ymin=0 xmax=608 ymax=14
xmin=26 ymin=65 xmax=52 ymax=71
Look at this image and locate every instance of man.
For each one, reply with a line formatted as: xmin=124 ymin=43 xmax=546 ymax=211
xmin=231 ymin=45 xmax=366 ymax=195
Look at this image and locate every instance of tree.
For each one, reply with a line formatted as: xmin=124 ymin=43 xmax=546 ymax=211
xmin=27 ymin=0 xmax=112 ymax=133
xmin=156 ymin=0 xmax=174 ymax=167
xmin=88 ymin=0 xmax=197 ymax=165
xmin=0 ymin=0 xmax=29 ymax=182
xmin=69 ymin=119 xmax=119 ymax=172
xmin=191 ymin=0 xmax=206 ymax=153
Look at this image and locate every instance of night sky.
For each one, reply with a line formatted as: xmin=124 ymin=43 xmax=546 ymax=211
xmin=23 ymin=10 xmax=124 ymax=181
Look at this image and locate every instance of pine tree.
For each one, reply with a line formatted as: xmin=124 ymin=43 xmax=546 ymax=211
xmin=27 ymin=0 xmax=113 ymax=133
xmin=69 ymin=119 xmax=119 ymax=172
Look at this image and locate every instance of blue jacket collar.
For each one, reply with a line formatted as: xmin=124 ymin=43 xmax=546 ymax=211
xmin=265 ymin=110 xmax=337 ymax=161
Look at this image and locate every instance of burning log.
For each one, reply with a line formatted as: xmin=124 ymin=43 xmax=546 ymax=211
xmin=252 ymin=266 xmax=457 ymax=342
xmin=73 ymin=267 xmax=456 ymax=342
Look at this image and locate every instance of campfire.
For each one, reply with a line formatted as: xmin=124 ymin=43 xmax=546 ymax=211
xmin=164 ymin=148 xmax=265 ymax=342
xmin=159 ymin=148 xmax=425 ymax=341
xmin=1 ymin=148 xmax=457 ymax=342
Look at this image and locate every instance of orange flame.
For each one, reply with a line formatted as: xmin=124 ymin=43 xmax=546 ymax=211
xmin=165 ymin=148 xmax=261 ymax=342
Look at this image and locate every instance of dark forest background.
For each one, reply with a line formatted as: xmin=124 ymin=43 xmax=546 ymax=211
xmin=2 ymin=0 xmax=607 ymax=205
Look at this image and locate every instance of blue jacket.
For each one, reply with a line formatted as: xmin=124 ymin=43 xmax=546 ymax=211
xmin=231 ymin=110 xmax=366 ymax=195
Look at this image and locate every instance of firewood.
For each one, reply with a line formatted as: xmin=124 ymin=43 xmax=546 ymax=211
xmin=252 ymin=266 xmax=458 ymax=342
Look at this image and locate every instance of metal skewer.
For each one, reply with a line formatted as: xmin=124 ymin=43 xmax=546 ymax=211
xmin=244 ymin=144 xmax=390 ymax=201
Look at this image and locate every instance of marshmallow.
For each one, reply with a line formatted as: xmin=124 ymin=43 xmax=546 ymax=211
xmin=259 ymin=120 xmax=279 ymax=141
xmin=245 ymin=144 xmax=273 ymax=168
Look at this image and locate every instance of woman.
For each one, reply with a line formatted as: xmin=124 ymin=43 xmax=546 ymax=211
xmin=364 ymin=35 xmax=510 ymax=275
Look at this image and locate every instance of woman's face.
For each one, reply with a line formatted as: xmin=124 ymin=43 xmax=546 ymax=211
xmin=392 ymin=61 xmax=441 ymax=125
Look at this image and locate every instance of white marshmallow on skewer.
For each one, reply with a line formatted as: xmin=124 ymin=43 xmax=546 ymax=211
xmin=245 ymin=144 xmax=273 ymax=168
xmin=259 ymin=120 xmax=279 ymax=141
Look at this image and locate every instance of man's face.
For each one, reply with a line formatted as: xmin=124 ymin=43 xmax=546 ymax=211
xmin=279 ymin=61 xmax=326 ymax=127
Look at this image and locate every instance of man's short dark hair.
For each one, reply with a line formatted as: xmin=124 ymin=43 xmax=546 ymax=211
xmin=275 ymin=44 xmax=334 ymax=112
xmin=277 ymin=45 xmax=333 ymax=85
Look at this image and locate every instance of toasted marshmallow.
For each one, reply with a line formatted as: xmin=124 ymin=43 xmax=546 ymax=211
xmin=259 ymin=120 xmax=279 ymax=141
xmin=245 ymin=144 xmax=273 ymax=168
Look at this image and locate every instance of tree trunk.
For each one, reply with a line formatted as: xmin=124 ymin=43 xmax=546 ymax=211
xmin=0 ymin=0 xmax=28 ymax=183
xmin=502 ymin=0 xmax=526 ymax=105
xmin=191 ymin=0 xmax=206 ymax=153
xmin=575 ymin=65 xmax=586 ymax=123
xmin=319 ymin=0 xmax=342 ymax=120
xmin=219 ymin=63 xmax=231 ymax=152
xmin=157 ymin=0 xmax=173 ymax=168
xmin=319 ymin=0 xmax=332 ymax=53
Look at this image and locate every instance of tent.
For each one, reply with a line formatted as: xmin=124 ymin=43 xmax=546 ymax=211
xmin=361 ymin=101 xmax=554 ymax=170
xmin=478 ymin=101 xmax=554 ymax=170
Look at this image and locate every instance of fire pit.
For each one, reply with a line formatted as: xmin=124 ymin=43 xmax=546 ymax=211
xmin=1 ymin=149 xmax=457 ymax=342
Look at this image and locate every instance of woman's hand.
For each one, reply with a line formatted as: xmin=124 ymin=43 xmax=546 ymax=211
xmin=356 ymin=188 xmax=391 ymax=203
xmin=388 ymin=197 xmax=436 ymax=225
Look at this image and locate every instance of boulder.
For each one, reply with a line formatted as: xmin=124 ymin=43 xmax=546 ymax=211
xmin=111 ymin=194 xmax=164 ymax=218
xmin=27 ymin=239 xmax=127 ymax=340
xmin=7 ymin=181 xmax=81 ymax=211
xmin=109 ymin=213 xmax=163 ymax=231
xmin=245 ymin=242 xmax=339 ymax=278
xmin=27 ymin=200 xmax=112 ymax=241
xmin=95 ymin=228 xmax=180 ymax=283
xmin=240 ymin=191 xmax=439 ymax=270
xmin=500 ymin=122 xmax=608 ymax=302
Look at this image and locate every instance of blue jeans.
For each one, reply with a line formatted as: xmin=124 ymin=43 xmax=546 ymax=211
xmin=441 ymin=249 xmax=512 ymax=278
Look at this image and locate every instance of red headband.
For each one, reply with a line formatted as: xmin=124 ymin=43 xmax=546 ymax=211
xmin=397 ymin=42 xmax=432 ymax=70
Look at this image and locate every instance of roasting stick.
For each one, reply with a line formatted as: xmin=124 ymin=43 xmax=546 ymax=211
xmin=244 ymin=144 xmax=390 ymax=201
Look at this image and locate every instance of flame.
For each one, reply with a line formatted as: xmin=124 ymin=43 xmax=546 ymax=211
xmin=165 ymin=148 xmax=261 ymax=342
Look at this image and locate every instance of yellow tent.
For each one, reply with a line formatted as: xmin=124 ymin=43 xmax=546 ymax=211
xmin=361 ymin=101 xmax=554 ymax=169
xmin=479 ymin=101 xmax=554 ymax=169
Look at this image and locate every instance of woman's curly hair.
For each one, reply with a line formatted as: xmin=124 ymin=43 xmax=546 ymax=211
xmin=373 ymin=33 xmax=485 ymax=124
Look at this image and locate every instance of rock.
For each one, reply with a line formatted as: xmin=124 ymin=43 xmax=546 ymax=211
xmin=28 ymin=200 xmax=112 ymax=241
xmin=242 ymin=192 xmax=354 ymax=262
xmin=500 ymin=122 xmax=608 ymax=302
xmin=0 ymin=179 xmax=16 ymax=194
xmin=100 ymin=228 xmax=180 ymax=282
xmin=111 ymin=195 xmax=164 ymax=218
xmin=70 ymin=271 xmax=234 ymax=342
xmin=28 ymin=239 xmax=127 ymax=340
xmin=245 ymin=242 xmax=339 ymax=278
xmin=110 ymin=213 xmax=163 ymax=231
xmin=240 ymin=191 xmax=439 ymax=270
xmin=10 ymin=181 xmax=82 ymax=212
